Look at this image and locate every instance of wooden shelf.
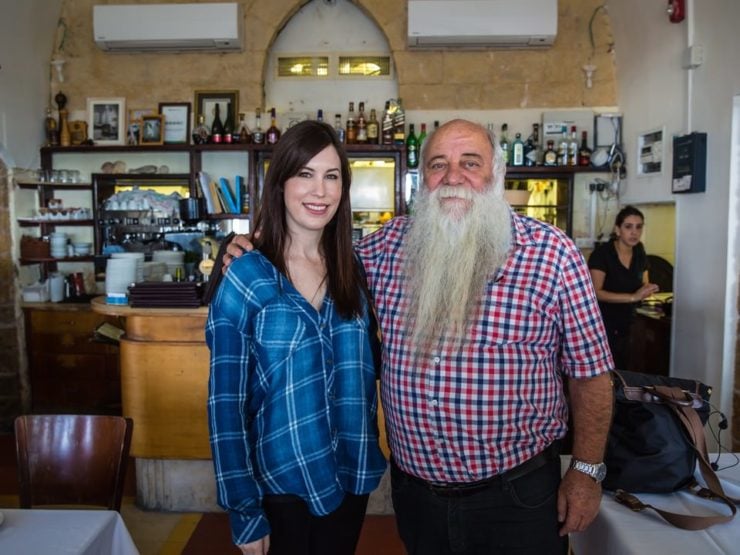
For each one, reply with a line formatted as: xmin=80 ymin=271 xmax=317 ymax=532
xmin=16 ymin=181 xmax=92 ymax=190
xmin=20 ymin=256 xmax=95 ymax=264
xmin=18 ymin=219 xmax=95 ymax=227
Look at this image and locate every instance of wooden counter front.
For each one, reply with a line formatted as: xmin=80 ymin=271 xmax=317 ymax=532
xmin=91 ymin=297 xmax=211 ymax=459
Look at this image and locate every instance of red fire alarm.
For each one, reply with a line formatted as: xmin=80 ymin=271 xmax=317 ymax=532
xmin=667 ymin=0 xmax=685 ymax=23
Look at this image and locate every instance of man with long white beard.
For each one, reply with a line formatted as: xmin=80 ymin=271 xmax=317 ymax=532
xmin=224 ymin=119 xmax=614 ymax=554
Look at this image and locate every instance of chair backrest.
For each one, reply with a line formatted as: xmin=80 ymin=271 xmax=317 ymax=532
xmin=14 ymin=414 xmax=133 ymax=511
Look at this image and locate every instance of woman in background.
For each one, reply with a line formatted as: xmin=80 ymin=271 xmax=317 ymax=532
xmin=206 ymin=120 xmax=385 ymax=555
xmin=588 ymin=205 xmax=659 ymax=370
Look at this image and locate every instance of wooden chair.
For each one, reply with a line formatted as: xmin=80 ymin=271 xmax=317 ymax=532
xmin=14 ymin=414 xmax=133 ymax=511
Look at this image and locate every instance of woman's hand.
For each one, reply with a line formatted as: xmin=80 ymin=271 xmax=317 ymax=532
xmin=238 ymin=534 xmax=270 ymax=554
xmin=222 ymin=234 xmax=255 ymax=272
xmin=633 ymin=282 xmax=659 ymax=302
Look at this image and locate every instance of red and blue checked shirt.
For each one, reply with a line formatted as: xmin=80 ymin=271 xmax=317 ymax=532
xmin=355 ymin=212 xmax=613 ymax=483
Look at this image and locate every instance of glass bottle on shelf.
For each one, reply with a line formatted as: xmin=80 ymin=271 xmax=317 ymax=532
xmin=237 ymin=112 xmax=252 ymax=144
xmin=223 ymin=104 xmax=235 ymax=144
xmin=59 ymin=108 xmax=71 ymax=147
xmin=266 ymin=108 xmax=281 ymax=145
xmin=543 ymin=140 xmax=558 ymax=166
xmin=392 ymin=98 xmax=405 ymax=145
xmin=356 ymin=102 xmax=368 ymax=144
xmin=252 ymin=108 xmax=265 ymax=145
xmin=367 ymin=108 xmax=379 ymax=144
xmin=512 ymin=132 xmax=525 ymax=166
xmin=334 ymin=113 xmax=346 ymax=143
xmin=406 ymin=123 xmax=419 ymax=169
xmin=500 ymin=123 xmax=510 ymax=166
xmin=346 ymin=101 xmax=357 ymax=144
xmin=316 ymin=109 xmax=324 ymax=123
xmin=417 ymin=123 xmax=427 ymax=149
xmin=381 ymin=101 xmax=393 ymax=145
xmin=568 ymin=125 xmax=579 ymax=166
xmin=44 ymin=107 xmax=58 ymax=146
xmin=557 ymin=126 xmax=569 ymax=166
xmin=578 ymin=130 xmax=593 ymax=166
xmin=192 ymin=114 xmax=210 ymax=145
xmin=210 ymin=103 xmax=225 ymax=144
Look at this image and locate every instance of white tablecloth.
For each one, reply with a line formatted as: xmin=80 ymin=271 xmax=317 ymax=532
xmin=571 ymin=454 xmax=740 ymax=555
xmin=0 ymin=508 xmax=139 ymax=555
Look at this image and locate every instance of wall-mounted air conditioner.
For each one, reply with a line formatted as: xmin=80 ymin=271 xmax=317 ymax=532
xmin=408 ymin=0 xmax=558 ymax=49
xmin=93 ymin=3 xmax=243 ymax=52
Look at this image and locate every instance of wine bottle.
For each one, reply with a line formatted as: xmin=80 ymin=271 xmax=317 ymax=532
xmin=192 ymin=114 xmax=210 ymax=145
xmin=418 ymin=123 xmax=427 ymax=149
xmin=367 ymin=108 xmax=379 ymax=144
xmin=211 ymin=103 xmax=225 ymax=144
xmin=252 ymin=108 xmax=265 ymax=145
xmin=346 ymin=101 xmax=357 ymax=144
xmin=578 ymin=130 xmax=593 ymax=166
xmin=406 ymin=123 xmax=419 ymax=169
xmin=266 ymin=107 xmax=281 ymax=145
xmin=223 ymin=104 xmax=235 ymax=144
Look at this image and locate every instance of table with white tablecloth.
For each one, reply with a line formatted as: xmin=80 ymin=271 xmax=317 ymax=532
xmin=0 ymin=508 xmax=139 ymax=555
xmin=571 ymin=454 xmax=740 ymax=555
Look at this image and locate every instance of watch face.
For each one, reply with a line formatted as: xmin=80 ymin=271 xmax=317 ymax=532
xmin=595 ymin=463 xmax=607 ymax=482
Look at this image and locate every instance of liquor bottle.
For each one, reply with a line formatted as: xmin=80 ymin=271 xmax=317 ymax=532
xmin=406 ymin=123 xmax=419 ymax=169
xmin=557 ymin=126 xmax=569 ymax=166
xmin=367 ymin=108 xmax=379 ymax=144
xmin=44 ymin=107 xmax=58 ymax=146
xmin=578 ymin=130 xmax=593 ymax=166
xmin=381 ymin=101 xmax=393 ymax=145
xmin=346 ymin=101 xmax=357 ymax=144
xmin=356 ymin=102 xmax=368 ymax=143
xmin=316 ymin=109 xmax=324 ymax=122
xmin=543 ymin=140 xmax=558 ymax=166
xmin=418 ymin=123 xmax=427 ymax=149
xmin=223 ymin=104 xmax=235 ymax=144
xmin=334 ymin=113 xmax=346 ymax=143
xmin=252 ymin=108 xmax=265 ymax=145
xmin=192 ymin=114 xmax=210 ymax=145
xmin=568 ymin=125 xmax=579 ymax=166
xmin=512 ymin=132 xmax=525 ymax=166
xmin=392 ymin=99 xmax=406 ymax=145
xmin=59 ymin=108 xmax=71 ymax=147
xmin=524 ymin=135 xmax=536 ymax=167
xmin=500 ymin=123 xmax=510 ymax=165
xmin=266 ymin=108 xmax=281 ymax=145
xmin=210 ymin=103 xmax=225 ymax=144
xmin=237 ymin=112 xmax=252 ymax=144
xmin=532 ymin=123 xmax=542 ymax=165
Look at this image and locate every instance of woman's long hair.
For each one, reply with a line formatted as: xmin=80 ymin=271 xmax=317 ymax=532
xmin=252 ymin=120 xmax=362 ymax=318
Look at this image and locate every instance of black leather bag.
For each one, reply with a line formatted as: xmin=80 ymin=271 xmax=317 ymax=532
xmin=604 ymin=369 xmax=711 ymax=493
xmin=603 ymin=369 xmax=737 ymax=529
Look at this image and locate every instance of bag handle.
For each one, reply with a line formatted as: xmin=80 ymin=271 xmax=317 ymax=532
xmin=613 ymin=384 xmax=738 ymax=530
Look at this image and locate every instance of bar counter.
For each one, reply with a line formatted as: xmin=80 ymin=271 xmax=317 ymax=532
xmin=91 ymin=297 xmax=218 ymax=511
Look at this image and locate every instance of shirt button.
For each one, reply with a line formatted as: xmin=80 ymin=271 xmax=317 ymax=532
xmin=328 ymin=390 xmax=336 ymax=401
xmin=430 ymin=399 xmax=439 ymax=407
xmin=433 ymin=356 xmax=441 ymax=364
xmin=326 ymin=358 xmax=333 ymax=365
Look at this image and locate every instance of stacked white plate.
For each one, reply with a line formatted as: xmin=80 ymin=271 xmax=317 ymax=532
xmin=111 ymin=252 xmax=145 ymax=282
xmin=152 ymin=250 xmax=185 ymax=278
xmin=49 ymin=232 xmax=68 ymax=258
xmin=143 ymin=261 xmax=168 ymax=282
xmin=105 ymin=257 xmax=139 ymax=299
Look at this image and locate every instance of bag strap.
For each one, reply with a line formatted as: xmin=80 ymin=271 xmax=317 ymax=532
xmin=613 ymin=384 xmax=737 ymax=530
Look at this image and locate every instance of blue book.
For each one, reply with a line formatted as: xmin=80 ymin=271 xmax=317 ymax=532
xmin=218 ymin=177 xmax=238 ymax=213
xmin=234 ymin=175 xmax=244 ymax=213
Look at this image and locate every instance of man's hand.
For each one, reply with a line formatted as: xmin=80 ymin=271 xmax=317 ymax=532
xmin=238 ymin=534 xmax=270 ymax=554
xmin=222 ymin=234 xmax=255 ymax=272
xmin=557 ymin=468 xmax=602 ymax=535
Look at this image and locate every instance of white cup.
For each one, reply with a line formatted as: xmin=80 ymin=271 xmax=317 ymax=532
xmin=49 ymin=273 xmax=65 ymax=302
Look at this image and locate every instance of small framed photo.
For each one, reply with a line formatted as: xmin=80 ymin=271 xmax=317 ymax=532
xmin=194 ymin=90 xmax=238 ymax=131
xmin=127 ymin=108 xmax=155 ymax=146
xmin=87 ymin=97 xmax=126 ymax=146
xmin=159 ymin=102 xmax=191 ymax=144
xmin=140 ymin=114 xmax=164 ymax=145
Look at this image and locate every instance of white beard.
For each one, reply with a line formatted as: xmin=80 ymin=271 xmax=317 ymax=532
xmin=404 ymin=184 xmax=513 ymax=350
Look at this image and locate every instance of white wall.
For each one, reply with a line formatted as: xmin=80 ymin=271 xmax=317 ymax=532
xmin=0 ymin=0 xmax=63 ymax=169
xmin=608 ymin=0 xmax=739 ymax=432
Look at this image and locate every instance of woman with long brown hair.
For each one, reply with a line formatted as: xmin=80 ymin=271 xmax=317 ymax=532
xmin=206 ymin=120 xmax=385 ymax=555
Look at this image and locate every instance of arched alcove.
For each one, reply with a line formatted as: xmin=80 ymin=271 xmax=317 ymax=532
xmin=264 ymin=0 xmax=398 ymax=122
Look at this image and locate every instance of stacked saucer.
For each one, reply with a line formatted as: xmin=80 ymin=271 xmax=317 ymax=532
xmin=111 ymin=252 xmax=145 ymax=282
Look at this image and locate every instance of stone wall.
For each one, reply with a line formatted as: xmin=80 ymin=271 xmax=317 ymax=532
xmin=0 ymin=160 xmax=23 ymax=432
xmin=52 ymin=0 xmax=616 ymax=115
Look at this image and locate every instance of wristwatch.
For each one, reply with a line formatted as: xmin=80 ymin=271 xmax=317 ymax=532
xmin=569 ymin=458 xmax=607 ymax=483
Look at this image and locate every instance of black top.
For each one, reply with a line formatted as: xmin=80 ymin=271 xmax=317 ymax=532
xmin=588 ymin=240 xmax=648 ymax=332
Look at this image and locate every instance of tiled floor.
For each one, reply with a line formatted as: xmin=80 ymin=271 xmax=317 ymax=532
xmin=0 ymin=432 xmax=404 ymax=554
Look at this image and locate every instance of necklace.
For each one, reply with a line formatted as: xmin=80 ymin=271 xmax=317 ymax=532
xmin=309 ymin=274 xmax=327 ymax=306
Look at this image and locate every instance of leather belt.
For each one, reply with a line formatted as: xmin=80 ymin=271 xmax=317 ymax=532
xmin=394 ymin=443 xmax=557 ymax=498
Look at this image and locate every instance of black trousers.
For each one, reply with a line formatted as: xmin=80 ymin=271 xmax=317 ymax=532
xmin=390 ymin=453 xmax=568 ymax=555
xmin=262 ymin=492 xmax=369 ymax=555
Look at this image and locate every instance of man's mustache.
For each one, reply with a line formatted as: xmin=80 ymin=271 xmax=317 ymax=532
xmin=436 ymin=186 xmax=474 ymax=200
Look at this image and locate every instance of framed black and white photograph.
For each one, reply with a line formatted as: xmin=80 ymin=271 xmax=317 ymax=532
xmin=194 ymin=90 xmax=238 ymax=131
xmin=140 ymin=114 xmax=164 ymax=145
xmin=87 ymin=97 xmax=126 ymax=146
xmin=159 ymin=102 xmax=191 ymax=144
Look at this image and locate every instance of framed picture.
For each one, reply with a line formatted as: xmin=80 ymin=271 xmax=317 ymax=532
xmin=140 ymin=114 xmax=164 ymax=145
xmin=127 ymin=108 xmax=155 ymax=146
xmin=159 ymin=102 xmax=191 ymax=144
xmin=87 ymin=97 xmax=126 ymax=146
xmin=194 ymin=90 xmax=238 ymax=131
xmin=68 ymin=121 xmax=88 ymax=145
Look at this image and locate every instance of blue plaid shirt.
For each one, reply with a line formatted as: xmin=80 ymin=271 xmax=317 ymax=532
xmin=206 ymin=251 xmax=386 ymax=545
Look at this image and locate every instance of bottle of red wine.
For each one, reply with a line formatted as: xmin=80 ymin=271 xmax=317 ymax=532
xmin=211 ymin=103 xmax=225 ymax=144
